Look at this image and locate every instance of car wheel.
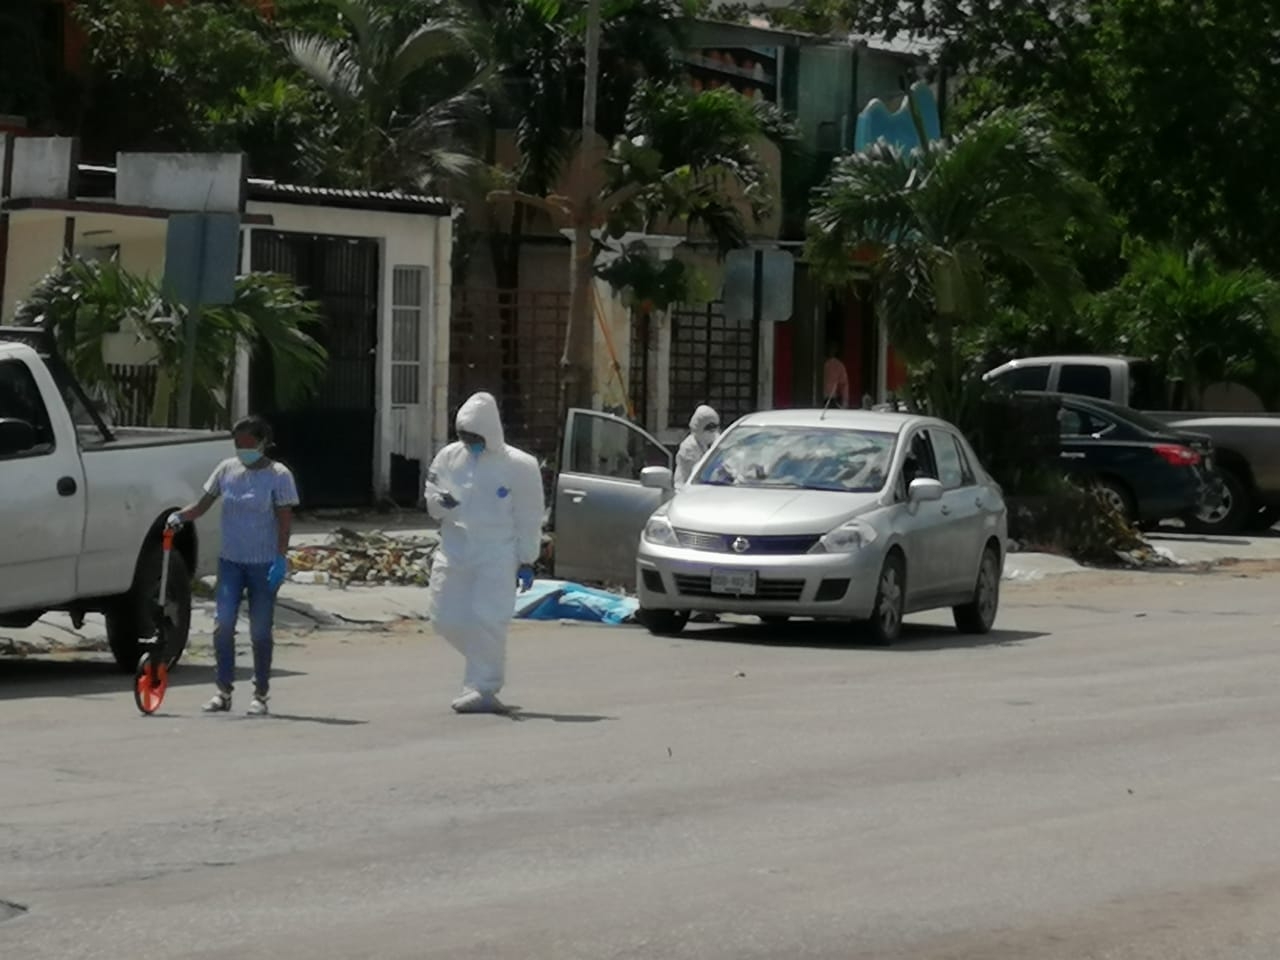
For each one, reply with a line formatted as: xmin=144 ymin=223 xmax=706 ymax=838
xmin=863 ymin=552 xmax=905 ymax=647
xmin=1187 ymin=468 xmax=1251 ymax=535
xmin=1092 ymin=477 xmax=1135 ymax=523
xmin=953 ymin=544 xmax=1001 ymax=635
xmin=641 ymin=609 xmax=689 ymax=637
xmin=106 ymin=541 xmax=193 ymax=673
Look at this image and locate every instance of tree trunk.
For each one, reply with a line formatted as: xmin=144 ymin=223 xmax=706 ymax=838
xmin=561 ymin=0 xmax=601 ymax=416
xmin=563 ymin=216 xmax=596 ymax=411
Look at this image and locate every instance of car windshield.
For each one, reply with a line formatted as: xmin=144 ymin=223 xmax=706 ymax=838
xmin=694 ymin=425 xmax=896 ymax=493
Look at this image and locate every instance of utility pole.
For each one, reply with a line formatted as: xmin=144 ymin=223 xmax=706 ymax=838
xmin=562 ymin=0 xmax=602 ymax=413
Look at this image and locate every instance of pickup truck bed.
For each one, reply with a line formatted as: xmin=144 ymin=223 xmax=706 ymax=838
xmin=0 ymin=333 xmax=233 ymax=669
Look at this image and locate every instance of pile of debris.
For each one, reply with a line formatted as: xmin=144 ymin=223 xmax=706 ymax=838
xmin=287 ymin=529 xmax=557 ymax=587
xmin=287 ymin=529 xmax=439 ymax=586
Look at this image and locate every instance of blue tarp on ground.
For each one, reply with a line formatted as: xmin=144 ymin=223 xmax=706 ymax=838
xmin=513 ymin=580 xmax=639 ymax=625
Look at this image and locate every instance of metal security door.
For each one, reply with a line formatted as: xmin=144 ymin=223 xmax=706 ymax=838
xmin=667 ymin=301 xmax=757 ymax=430
xmin=250 ymin=231 xmax=380 ymax=507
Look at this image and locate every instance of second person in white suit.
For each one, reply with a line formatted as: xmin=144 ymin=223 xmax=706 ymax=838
xmin=424 ymin=392 xmax=545 ymax=714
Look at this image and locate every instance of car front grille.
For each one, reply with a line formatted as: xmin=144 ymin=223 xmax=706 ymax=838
xmin=674 ymin=529 xmax=821 ymax=555
xmin=673 ymin=575 xmax=806 ymax=601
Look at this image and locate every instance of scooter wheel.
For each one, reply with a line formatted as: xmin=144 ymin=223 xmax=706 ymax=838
xmin=134 ymin=653 xmax=169 ymax=715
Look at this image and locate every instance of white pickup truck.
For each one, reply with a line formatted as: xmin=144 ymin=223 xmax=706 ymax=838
xmin=0 ymin=329 xmax=232 ymax=670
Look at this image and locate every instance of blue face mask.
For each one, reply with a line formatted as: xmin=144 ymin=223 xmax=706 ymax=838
xmin=237 ymin=449 xmax=264 ymax=467
xmin=466 ymin=442 xmax=485 ymax=456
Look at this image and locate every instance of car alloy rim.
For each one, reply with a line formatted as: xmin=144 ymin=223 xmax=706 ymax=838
xmin=1196 ymin=486 xmax=1232 ymax=524
xmin=879 ymin=567 xmax=902 ymax=634
xmin=978 ymin=555 xmax=998 ymax=622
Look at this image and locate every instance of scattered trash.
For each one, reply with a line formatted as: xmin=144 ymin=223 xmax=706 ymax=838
xmin=288 ymin=528 xmax=438 ymax=586
xmin=734 ymin=670 xmax=747 ymax=678
xmin=288 ymin=528 xmax=555 ymax=587
xmin=290 ymin=570 xmax=331 ymax=585
xmin=1115 ymin=544 xmax=1182 ymax=569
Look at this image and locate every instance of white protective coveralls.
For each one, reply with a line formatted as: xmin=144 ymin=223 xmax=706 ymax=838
xmin=424 ymin=393 xmax=545 ymax=702
xmin=673 ymin=404 xmax=720 ymax=486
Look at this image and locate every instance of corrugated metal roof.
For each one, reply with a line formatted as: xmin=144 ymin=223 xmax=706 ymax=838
xmin=72 ymin=163 xmax=452 ymax=217
xmin=247 ymin=179 xmax=452 ymax=216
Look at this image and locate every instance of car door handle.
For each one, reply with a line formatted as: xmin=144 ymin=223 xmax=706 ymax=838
xmin=563 ymin=489 xmax=588 ymax=502
xmin=975 ymin=497 xmax=984 ymax=508
xmin=1060 ymin=452 xmax=1086 ymax=459
xmin=57 ymin=476 xmax=78 ymax=497
xmin=940 ymin=505 xmax=951 ymax=516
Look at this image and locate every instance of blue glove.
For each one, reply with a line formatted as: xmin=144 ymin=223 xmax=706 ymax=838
xmin=268 ymin=554 xmax=288 ymax=591
xmin=437 ymin=490 xmax=459 ymax=509
xmin=517 ymin=564 xmax=535 ymax=593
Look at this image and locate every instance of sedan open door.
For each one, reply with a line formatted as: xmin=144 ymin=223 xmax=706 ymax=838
xmin=554 ymin=409 xmax=672 ymax=585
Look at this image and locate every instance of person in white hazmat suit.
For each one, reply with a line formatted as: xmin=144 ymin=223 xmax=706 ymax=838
xmin=673 ymin=404 xmax=721 ymax=487
xmin=424 ymin=392 xmax=545 ymax=714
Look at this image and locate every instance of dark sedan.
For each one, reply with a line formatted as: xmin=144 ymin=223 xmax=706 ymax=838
xmin=1022 ymin=392 xmax=1222 ymax=526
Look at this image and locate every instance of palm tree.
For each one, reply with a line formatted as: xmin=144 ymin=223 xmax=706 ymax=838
xmin=474 ymin=0 xmax=688 ymax=287
xmin=285 ymin=0 xmax=484 ymax=191
xmin=14 ymin=257 xmax=328 ymax=430
xmin=495 ymin=81 xmax=791 ymax=410
xmin=807 ymin=106 xmax=1107 ymax=423
xmin=1086 ymin=242 xmax=1280 ymax=408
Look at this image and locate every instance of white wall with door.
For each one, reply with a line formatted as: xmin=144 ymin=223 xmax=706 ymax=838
xmin=238 ymin=201 xmax=454 ymax=498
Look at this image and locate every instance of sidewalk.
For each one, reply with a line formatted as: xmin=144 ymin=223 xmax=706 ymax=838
xmin=6 ymin=530 xmax=1278 ymax=658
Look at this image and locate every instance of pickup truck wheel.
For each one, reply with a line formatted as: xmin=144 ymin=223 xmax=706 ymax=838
xmin=106 ymin=543 xmax=193 ymax=673
xmin=1187 ymin=469 xmax=1251 ymax=535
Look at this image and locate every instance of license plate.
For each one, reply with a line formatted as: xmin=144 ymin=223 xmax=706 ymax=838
xmin=711 ymin=568 xmax=757 ymax=595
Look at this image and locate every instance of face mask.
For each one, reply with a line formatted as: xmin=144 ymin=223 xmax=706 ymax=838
xmin=700 ymin=428 xmax=719 ymax=446
xmin=237 ymin=449 xmax=263 ymax=467
xmin=466 ymin=442 xmax=485 ymax=456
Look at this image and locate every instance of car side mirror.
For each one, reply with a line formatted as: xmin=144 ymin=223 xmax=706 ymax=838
xmin=0 ymin=418 xmax=38 ymax=458
xmin=908 ymin=477 xmax=944 ymax=502
xmin=641 ymin=466 xmax=673 ymax=491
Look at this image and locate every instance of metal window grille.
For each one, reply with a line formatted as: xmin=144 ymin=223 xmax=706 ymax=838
xmin=391 ymin=266 xmax=429 ymax=405
xmin=629 ymin=309 xmax=653 ymax=430
xmin=667 ymin=300 xmax=757 ymax=430
xmin=449 ymin=288 xmax=568 ymax=465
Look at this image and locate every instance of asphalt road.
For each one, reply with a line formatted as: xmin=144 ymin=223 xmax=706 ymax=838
xmin=3 ymin=567 xmax=1280 ymax=960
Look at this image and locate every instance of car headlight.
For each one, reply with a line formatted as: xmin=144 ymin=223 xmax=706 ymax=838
xmin=816 ymin=519 xmax=878 ymax=553
xmin=643 ymin=514 xmax=679 ymax=547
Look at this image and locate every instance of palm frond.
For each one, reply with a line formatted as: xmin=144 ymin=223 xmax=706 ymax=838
xmin=389 ymin=18 xmax=473 ymax=88
xmin=286 ymin=33 xmax=363 ymax=103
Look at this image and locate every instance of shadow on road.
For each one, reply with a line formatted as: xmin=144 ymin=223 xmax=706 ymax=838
xmin=0 ymin=659 xmax=306 ymax=702
xmin=502 ymin=707 xmax=615 ymax=724
xmin=1148 ymin=533 xmax=1249 ymax=547
xmin=685 ymin=620 xmax=1048 ymax=652
xmin=267 ymin=713 xmax=368 ymax=726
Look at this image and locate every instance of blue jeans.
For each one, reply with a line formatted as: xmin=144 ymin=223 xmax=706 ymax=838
xmin=213 ymin=558 xmax=275 ymax=695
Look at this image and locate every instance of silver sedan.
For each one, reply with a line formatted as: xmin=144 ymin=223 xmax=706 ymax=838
xmin=633 ymin=409 xmax=1008 ymax=644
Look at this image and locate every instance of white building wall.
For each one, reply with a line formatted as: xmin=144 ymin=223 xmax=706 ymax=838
xmin=244 ymin=200 xmax=453 ymax=498
xmin=1 ymin=216 xmax=64 ymax=323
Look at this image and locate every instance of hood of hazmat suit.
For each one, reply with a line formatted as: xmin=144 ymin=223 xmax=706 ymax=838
xmin=423 ymin=392 xmax=546 ymax=696
xmin=674 ymin=404 xmax=721 ymax=486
